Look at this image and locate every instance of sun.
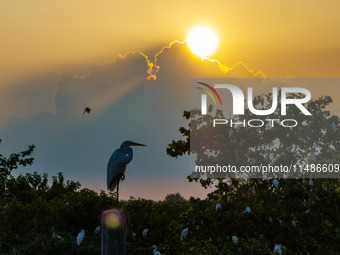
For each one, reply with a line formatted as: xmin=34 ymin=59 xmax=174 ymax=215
xmin=187 ymin=25 xmax=218 ymax=58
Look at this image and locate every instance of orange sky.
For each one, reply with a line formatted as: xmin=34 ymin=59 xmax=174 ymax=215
xmin=1 ymin=0 xmax=339 ymax=88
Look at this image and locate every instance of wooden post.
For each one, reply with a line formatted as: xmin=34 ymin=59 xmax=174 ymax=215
xmin=101 ymin=209 xmax=126 ymax=255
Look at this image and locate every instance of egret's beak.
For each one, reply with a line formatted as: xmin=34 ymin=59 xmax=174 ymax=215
xmin=131 ymin=142 xmax=147 ymax=146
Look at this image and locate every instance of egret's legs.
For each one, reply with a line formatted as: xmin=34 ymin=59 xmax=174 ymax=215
xmin=116 ymin=174 xmax=125 ymax=208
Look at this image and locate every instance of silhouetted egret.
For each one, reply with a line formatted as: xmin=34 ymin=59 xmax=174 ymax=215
xmin=107 ymin=140 xmax=146 ymax=207
xmin=83 ymin=107 xmax=91 ymax=114
xmin=152 ymin=245 xmax=161 ymax=255
xmin=77 ymin=229 xmax=85 ymax=246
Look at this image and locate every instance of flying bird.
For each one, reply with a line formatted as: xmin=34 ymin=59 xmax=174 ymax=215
xmin=181 ymin=227 xmax=189 ymax=241
xmin=83 ymin=107 xmax=92 ymax=114
xmin=152 ymin=245 xmax=161 ymax=255
xmin=107 ymin=140 xmax=146 ymax=206
xmin=77 ymin=229 xmax=85 ymax=246
xmin=232 ymin=235 xmax=238 ymax=244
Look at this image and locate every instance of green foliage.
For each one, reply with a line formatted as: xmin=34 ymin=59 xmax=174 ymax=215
xmin=1 ymin=92 xmax=340 ymax=254
xmin=163 ymin=93 xmax=340 ymax=254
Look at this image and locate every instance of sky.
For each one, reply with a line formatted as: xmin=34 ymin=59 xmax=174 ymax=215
xmin=0 ymin=0 xmax=340 ymax=200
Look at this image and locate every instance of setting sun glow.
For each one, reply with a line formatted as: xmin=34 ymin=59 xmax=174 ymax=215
xmin=187 ymin=25 xmax=218 ymax=58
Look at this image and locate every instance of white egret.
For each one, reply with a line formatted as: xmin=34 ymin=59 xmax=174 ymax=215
xmin=229 ymin=129 xmax=234 ymax=139
xmin=309 ymin=177 xmax=313 ymax=187
xmin=272 ymin=179 xmax=279 ymax=188
xmin=302 ymin=199 xmax=307 ymax=206
xmin=232 ymin=235 xmax=238 ymax=244
xmin=243 ymin=207 xmax=251 ymax=214
xmin=274 ymin=244 xmax=282 ymax=254
xmin=107 ymin=140 xmax=147 ymax=206
xmin=216 ymin=203 xmax=222 ymax=212
xmin=83 ymin=107 xmax=92 ymax=114
xmin=269 ymin=217 xmax=273 ymax=223
xmin=95 ymin=225 xmax=100 ymax=235
xmin=142 ymin=228 xmax=148 ymax=237
xmin=279 ymin=219 xmax=282 ymax=225
xmin=152 ymin=245 xmax=161 ymax=255
xmin=292 ymin=220 xmax=296 ymax=227
xmin=181 ymin=227 xmax=189 ymax=241
xmin=311 ymin=152 xmax=315 ymax=161
xmin=132 ymin=232 xmax=136 ymax=240
xmin=77 ymin=229 xmax=85 ymax=246
xmin=260 ymin=96 xmax=264 ymax=106
xmin=331 ymin=122 xmax=336 ymax=130
xmin=52 ymin=232 xmax=63 ymax=240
